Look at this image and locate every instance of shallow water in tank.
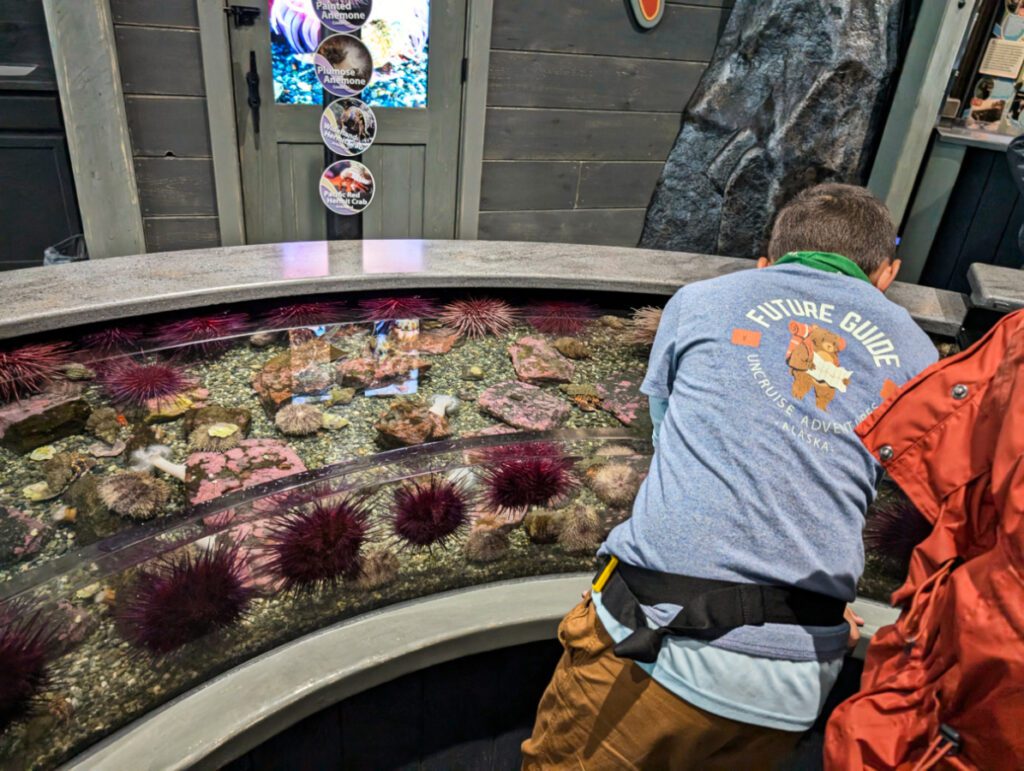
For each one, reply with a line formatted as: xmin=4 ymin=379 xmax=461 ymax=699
xmin=0 ymin=295 xmax=928 ymax=768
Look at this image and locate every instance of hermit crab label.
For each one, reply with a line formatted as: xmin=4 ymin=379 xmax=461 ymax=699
xmin=313 ymin=0 xmax=373 ymax=33
xmin=321 ymin=97 xmax=377 ymax=156
xmin=315 ymin=34 xmax=373 ymax=97
xmin=319 ymin=159 xmax=375 ymax=215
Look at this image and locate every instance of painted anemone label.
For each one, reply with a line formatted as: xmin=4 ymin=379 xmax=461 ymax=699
xmin=313 ymin=0 xmax=373 ymax=34
xmin=315 ymin=34 xmax=373 ymax=97
xmin=320 ymin=97 xmax=377 ymax=156
xmin=320 ymin=159 xmax=375 ymax=215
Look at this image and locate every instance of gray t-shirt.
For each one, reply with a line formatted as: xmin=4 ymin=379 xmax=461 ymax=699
xmin=602 ymin=264 xmax=938 ymax=660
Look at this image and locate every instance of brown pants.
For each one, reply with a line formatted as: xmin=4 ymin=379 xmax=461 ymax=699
xmin=521 ymin=598 xmax=801 ymax=770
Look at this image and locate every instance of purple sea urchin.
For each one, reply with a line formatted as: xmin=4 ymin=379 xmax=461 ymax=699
xmin=117 ymin=546 xmax=252 ymax=655
xmin=480 ymin=443 xmax=577 ymax=515
xmin=0 ymin=343 xmax=70 ymax=404
xmin=864 ymin=496 xmax=933 ymax=572
xmin=0 ymin=605 xmax=61 ymax=730
xmin=524 ymin=301 xmax=598 ymax=336
xmin=264 ymin=301 xmax=346 ymax=328
xmin=266 ymin=495 xmax=373 ymax=591
xmin=357 ymin=296 xmax=439 ymax=322
xmin=80 ymin=326 xmax=145 ymax=356
xmin=392 ymin=475 xmax=471 ymax=549
xmin=97 ymin=472 xmax=171 ymax=520
xmin=154 ymin=312 xmax=250 ymax=356
xmin=100 ymin=361 xmax=193 ymax=407
xmin=437 ymin=298 xmax=518 ymax=338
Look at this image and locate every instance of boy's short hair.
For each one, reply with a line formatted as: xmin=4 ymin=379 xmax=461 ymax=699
xmin=767 ymin=183 xmax=896 ymax=275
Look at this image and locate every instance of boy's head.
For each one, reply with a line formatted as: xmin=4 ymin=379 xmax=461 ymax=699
xmin=758 ymin=183 xmax=901 ymax=291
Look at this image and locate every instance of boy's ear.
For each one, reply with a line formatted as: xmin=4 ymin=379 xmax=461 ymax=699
xmin=756 ymin=256 xmax=771 ymax=269
xmin=871 ymin=258 xmax=901 ymax=292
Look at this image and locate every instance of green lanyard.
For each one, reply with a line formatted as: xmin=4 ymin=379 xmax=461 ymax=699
xmin=774 ymin=251 xmax=871 ymax=284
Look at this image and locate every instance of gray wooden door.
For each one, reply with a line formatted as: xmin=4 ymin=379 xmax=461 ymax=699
xmin=228 ymin=1 xmax=467 ymax=243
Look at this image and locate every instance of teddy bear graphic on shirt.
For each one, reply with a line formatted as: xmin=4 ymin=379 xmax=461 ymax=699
xmin=785 ymin=322 xmax=853 ymax=411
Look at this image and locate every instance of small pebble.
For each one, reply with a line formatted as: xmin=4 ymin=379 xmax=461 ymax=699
xmin=461 ymin=365 xmax=485 ymax=381
xmin=29 ymin=446 xmax=56 ymax=462
xmin=599 ymin=315 xmax=627 ymax=330
xmin=323 ymin=414 xmax=350 ymax=430
xmin=22 ymin=482 xmax=51 ymax=501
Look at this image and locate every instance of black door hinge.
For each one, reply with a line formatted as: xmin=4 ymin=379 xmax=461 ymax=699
xmin=226 ymin=5 xmax=261 ymax=28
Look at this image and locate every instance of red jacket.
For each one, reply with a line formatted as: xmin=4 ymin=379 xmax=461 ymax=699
xmin=825 ymin=310 xmax=1024 ymax=770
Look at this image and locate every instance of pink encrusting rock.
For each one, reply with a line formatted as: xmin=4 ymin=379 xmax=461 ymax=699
xmin=477 ymin=381 xmax=571 ymax=431
xmin=186 ymin=438 xmax=307 ymax=506
xmin=508 ymin=337 xmax=574 ymax=384
xmin=595 ymin=376 xmax=648 ymax=426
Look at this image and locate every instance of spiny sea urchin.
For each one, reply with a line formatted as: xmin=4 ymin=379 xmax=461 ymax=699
xmin=864 ymin=495 xmax=933 ymax=572
xmin=274 ymin=402 xmax=323 ymax=436
xmin=100 ymin=360 xmax=193 ymax=407
xmin=437 ymin=298 xmax=518 ymax=338
xmin=392 ymin=475 xmax=472 ymax=549
xmin=117 ymin=545 xmax=252 ymax=655
xmin=480 ymin=442 xmax=577 ymax=515
xmin=97 ymin=471 xmax=171 ymax=520
xmin=266 ymin=494 xmax=374 ymax=591
xmin=357 ymin=295 xmax=439 ymax=322
xmin=153 ymin=312 xmax=251 ymax=356
xmin=0 ymin=342 xmax=70 ymax=404
xmin=524 ymin=301 xmax=598 ymax=336
xmin=464 ymin=526 xmax=510 ymax=563
xmin=0 ymin=605 xmax=61 ymax=731
xmin=263 ymin=301 xmax=346 ymax=329
xmin=558 ymin=504 xmax=604 ymax=555
xmin=627 ymin=306 xmax=663 ymax=347
xmin=586 ymin=463 xmax=644 ymax=509
xmin=80 ymin=326 xmax=145 ymax=357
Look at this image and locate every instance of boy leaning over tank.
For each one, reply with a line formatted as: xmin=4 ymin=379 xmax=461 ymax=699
xmin=522 ymin=184 xmax=939 ymax=770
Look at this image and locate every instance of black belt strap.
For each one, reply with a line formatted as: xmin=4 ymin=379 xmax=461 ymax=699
xmin=596 ymin=560 xmax=846 ymax=663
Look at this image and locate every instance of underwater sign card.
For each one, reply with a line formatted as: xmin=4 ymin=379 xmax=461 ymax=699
xmin=320 ymin=159 xmax=375 ymax=215
xmin=313 ymin=0 xmax=373 ymax=34
xmin=315 ymin=34 xmax=373 ymax=97
xmin=321 ymin=97 xmax=377 ymax=156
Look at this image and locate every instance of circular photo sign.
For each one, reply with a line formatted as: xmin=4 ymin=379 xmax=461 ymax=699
xmin=319 ymin=159 xmax=375 ymax=215
xmin=313 ymin=0 xmax=373 ymax=34
xmin=315 ymin=34 xmax=373 ymax=97
xmin=320 ymin=97 xmax=377 ymax=156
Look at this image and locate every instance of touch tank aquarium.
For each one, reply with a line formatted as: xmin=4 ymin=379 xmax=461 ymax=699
xmin=0 ymin=270 xmax=955 ymax=769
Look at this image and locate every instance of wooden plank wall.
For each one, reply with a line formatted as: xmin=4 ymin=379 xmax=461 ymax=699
xmin=110 ymin=0 xmax=221 ymax=253
xmin=478 ymin=0 xmax=733 ymax=247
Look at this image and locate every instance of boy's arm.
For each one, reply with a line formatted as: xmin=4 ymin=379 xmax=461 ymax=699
xmin=649 ymin=396 xmax=669 ymax=443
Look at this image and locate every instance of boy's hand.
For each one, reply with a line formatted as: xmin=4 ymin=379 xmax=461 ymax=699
xmin=845 ymin=606 xmax=865 ymax=650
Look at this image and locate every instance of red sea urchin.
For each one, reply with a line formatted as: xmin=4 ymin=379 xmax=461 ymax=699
xmin=117 ymin=546 xmax=252 ymax=655
xmin=864 ymin=496 xmax=934 ymax=572
xmin=0 ymin=342 xmax=70 ymax=404
xmin=266 ymin=494 xmax=373 ymax=590
xmin=100 ymin=361 xmax=193 ymax=407
xmin=0 ymin=605 xmax=61 ymax=731
xmin=357 ymin=295 xmax=439 ymax=322
xmin=437 ymin=298 xmax=518 ymax=338
xmin=524 ymin=301 xmax=598 ymax=336
xmin=392 ymin=475 xmax=472 ymax=549
xmin=153 ymin=312 xmax=250 ymax=356
xmin=480 ymin=442 xmax=577 ymax=515
xmin=264 ymin=301 xmax=346 ymax=329
xmin=80 ymin=326 xmax=145 ymax=357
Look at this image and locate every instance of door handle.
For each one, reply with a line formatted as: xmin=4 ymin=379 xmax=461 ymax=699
xmin=246 ymin=50 xmax=261 ymax=135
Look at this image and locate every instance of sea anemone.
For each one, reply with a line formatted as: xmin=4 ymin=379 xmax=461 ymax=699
xmin=153 ymin=312 xmax=250 ymax=356
xmin=100 ymin=360 xmax=193 ymax=407
xmin=558 ymin=504 xmax=603 ymax=555
xmin=524 ymin=301 xmax=598 ymax=336
xmin=0 ymin=343 xmax=70 ymax=404
xmin=391 ymin=475 xmax=472 ymax=549
xmin=0 ymin=605 xmax=61 ymax=731
xmin=479 ymin=442 xmax=577 ymax=515
xmin=464 ymin=526 xmax=510 ymax=563
xmin=586 ymin=463 xmax=643 ymax=509
xmin=437 ymin=298 xmax=518 ymax=338
xmin=264 ymin=301 xmax=346 ymax=329
xmin=266 ymin=494 xmax=373 ymax=591
xmin=117 ymin=545 xmax=252 ymax=655
xmin=354 ymin=548 xmax=400 ymax=590
xmin=357 ymin=295 xmax=439 ymax=322
xmin=80 ymin=326 xmax=145 ymax=357
xmin=628 ymin=306 xmax=663 ymax=347
xmin=97 ymin=472 xmax=172 ymax=520
xmin=864 ymin=495 xmax=933 ymax=572
xmin=274 ymin=402 xmax=323 ymax=436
